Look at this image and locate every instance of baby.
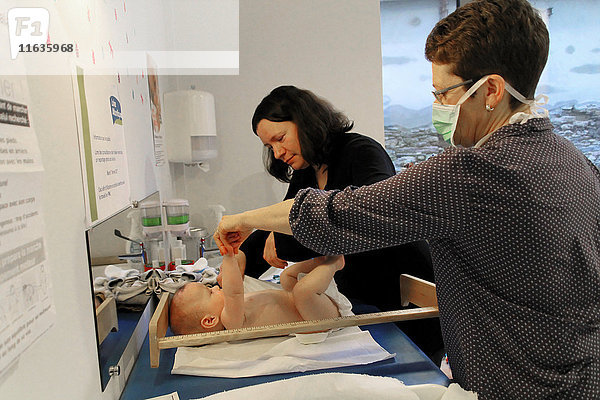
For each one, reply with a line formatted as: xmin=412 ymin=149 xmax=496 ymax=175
xmin=169 ymin=254 xmax=349 ymax=335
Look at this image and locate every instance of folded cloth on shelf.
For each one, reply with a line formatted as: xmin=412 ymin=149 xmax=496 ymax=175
xmin=113 ymin=278 xmax=147 ymax=304
xmin=180 ymin=257 xmax=209 ymax=272
xmin=172 ymin=326 xmax=394 ymax=378
xmin=93 ymin=276 xmax=113 ymax=300
xmin=192 ymin=373 xmax=478 ymax=399
xmin=93 ymin=264 xmax=220 ymax=305
xmin=172 ymin=261 xmax=219 ymax=287
xmin=104 ymin=264 xmax=140 ymax=280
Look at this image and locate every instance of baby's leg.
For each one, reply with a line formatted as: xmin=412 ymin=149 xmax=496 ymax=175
xmin=280 ymin=257 xmax=322 ymax=292
xmin=291 ymin=256 xmax=345 ymax=321
xmin=280 ymin=256 xmax=344 ymax=291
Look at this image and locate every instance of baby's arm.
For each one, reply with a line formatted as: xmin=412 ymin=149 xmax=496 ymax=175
xmin=217 ymin=250 xmax=246 ymax=287
xmin=220 ymin=253 xmax=245 ymax=329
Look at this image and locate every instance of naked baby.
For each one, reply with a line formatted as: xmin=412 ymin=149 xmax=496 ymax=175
xmin=169 ymin=254 xmax=351 ymax=335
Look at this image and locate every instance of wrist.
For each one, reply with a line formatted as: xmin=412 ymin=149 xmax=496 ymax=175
xmin=239 ymin=210 xmax=253 ymax=230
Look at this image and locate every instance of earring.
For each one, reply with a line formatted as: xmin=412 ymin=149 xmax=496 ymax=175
xmin=486 ymin=104 xmax=494 ymax=112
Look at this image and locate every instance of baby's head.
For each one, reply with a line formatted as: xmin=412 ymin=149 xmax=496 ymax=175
xmin=169 ymin=282 xmax=225 ymax=335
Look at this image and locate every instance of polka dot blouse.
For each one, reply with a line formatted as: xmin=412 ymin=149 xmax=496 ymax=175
xmin=289 ymin=118 xmax=600 ymax=399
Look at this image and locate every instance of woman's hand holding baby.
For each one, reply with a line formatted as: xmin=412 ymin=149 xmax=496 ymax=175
xmin=214 ymin=200 xmax=295 ymax=255
xmin=214 ymin=214 xmax=254 ymax=255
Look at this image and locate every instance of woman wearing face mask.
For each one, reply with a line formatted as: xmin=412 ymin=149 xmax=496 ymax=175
xmin=215 ymin=1 xmax=600 ymax=398
xmin=234 ymin=86 xmax=441 ymax=355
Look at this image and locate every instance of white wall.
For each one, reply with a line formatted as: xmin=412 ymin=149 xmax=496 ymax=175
xmin=0 ymin=1 xmax=384 ymax=398
xmin=164 ymin=0 xmax=239 ymax=51
xmin=0 ymin=1 xmax=177 ymax=398
xmin=0 ymin=75 xmax=178 ymax=400
xmin=0 ymin=75 xmax=98 ymax=398
xmin=168 ymin=0 xmax=384 ymax=235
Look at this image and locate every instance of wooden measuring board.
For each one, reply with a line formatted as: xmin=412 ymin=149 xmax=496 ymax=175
xmin=96 ymin=296 xmax=118 ymax=344
xmin=149 ymin=274 xmax=439 ymax=368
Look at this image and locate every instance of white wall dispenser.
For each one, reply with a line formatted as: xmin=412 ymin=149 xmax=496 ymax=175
xmin=164 ymin=89 xmax=218 ymax=165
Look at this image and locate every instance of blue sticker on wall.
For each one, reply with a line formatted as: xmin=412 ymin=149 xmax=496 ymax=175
xmin=110 ymin=96 xmax=123 ymax=125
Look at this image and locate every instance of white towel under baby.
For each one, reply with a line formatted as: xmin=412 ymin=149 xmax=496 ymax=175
xmin=171 ymin=326 xmax=394 ymax=378
xmin=191 ymin=373 xmax=478 ymax=400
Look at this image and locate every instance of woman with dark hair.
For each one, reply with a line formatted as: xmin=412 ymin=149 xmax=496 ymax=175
xmin=236 ymin=85 xmax=441 ymax=357
xmin=253 ymin=85 xmax=355 ymax=184
xmin=216 ymin=1 xmax=599 ymax=398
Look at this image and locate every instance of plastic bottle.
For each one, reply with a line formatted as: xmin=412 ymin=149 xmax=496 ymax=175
xmin=183 ymin=227 xmax=208 ymax=261
xmin=206 ymin=204 xmax=226 ymax=250
xmin=125 ymin=209 xmax=143 ymax=270
xmin=170 ymin=238 xmax=187 ymax=261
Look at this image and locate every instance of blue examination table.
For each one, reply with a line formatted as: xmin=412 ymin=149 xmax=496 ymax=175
xmin=120 ymin=303 xmax=449 ymax=400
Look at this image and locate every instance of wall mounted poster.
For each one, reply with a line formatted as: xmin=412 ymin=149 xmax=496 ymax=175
xmin=0 ymin=75 xmax=55 ymax=375
xmin=147 ymin=54 xmax=165 ymax=166
xmin=73 ymin=68 xmax=131 ymax=227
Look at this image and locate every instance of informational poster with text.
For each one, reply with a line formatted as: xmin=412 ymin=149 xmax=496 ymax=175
xmin=73 ymin=68 xmax=131 ymax=226
xmin=0 ymin=75 xmax=55 ymax=375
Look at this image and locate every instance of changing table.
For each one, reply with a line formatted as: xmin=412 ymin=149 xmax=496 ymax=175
xmin=120 ymin=303 xmax=449 ymax=400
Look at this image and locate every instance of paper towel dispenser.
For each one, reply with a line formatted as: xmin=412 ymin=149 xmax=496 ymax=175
xmin=164 ymin=89 xmax=218 ymax=163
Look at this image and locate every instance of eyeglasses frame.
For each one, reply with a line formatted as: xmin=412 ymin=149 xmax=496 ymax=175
xmin=432 ymin=79 xmax=474 ymax=103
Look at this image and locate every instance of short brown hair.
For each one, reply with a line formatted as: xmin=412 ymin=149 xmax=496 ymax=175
xmin=425 ymin=0 xmax=549 ymax=109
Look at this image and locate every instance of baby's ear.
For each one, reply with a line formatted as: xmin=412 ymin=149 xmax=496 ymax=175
xmin=200 ymin=314 xmax=220 ymax=329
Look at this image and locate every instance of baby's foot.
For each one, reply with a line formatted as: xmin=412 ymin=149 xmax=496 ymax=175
xmin=324 ymin=255 xmax=345 ymax=271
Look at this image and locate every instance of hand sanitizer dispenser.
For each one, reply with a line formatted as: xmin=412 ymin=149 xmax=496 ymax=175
xmin=164 ymin=89 xmax=218 ymax=163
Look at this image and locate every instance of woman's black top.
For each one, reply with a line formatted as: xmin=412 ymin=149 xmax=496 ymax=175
xmin=241 ymin=132 xmax=434 ymax=311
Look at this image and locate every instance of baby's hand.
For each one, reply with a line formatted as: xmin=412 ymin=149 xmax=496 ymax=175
xmin=214 ymin=214 xmax=253 ymax=255
xmin=221 ymin=252 xmax=237 ymax=269
xmin=216 ymin=269 xmax=223 ymax=287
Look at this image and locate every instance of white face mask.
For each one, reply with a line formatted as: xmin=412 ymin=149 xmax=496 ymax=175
xmin=431 ymin=75 xmax=549 ymax=147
